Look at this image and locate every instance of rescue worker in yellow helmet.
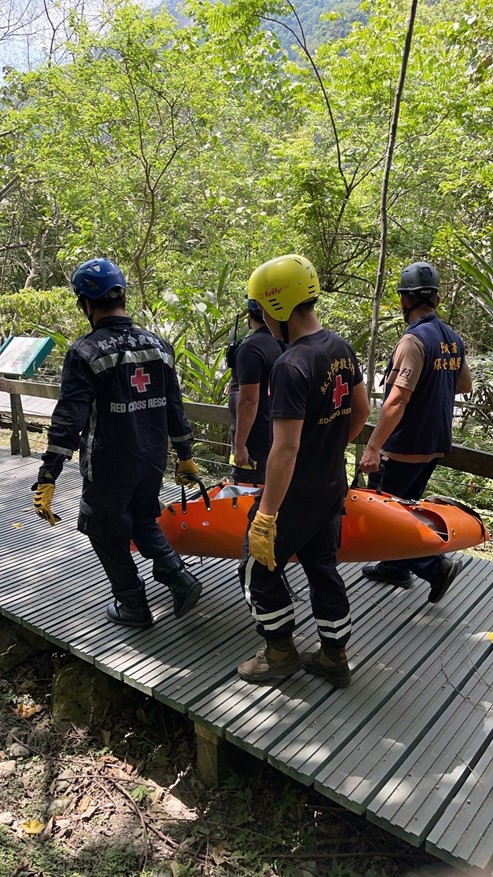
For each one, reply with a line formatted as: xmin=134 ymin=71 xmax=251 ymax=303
xmin=237 ymin=254 xmax=370 ymax=687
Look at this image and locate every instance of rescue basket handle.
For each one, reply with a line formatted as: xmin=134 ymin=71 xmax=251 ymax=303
xmin=180 ymin=475 xmax=211 ymax=514
xmin=350 ymin=462 xmax=385 ymax=493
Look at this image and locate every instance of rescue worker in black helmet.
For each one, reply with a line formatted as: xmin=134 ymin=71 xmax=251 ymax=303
xmin=228 ymin=297 xmax=284 ymax=484
xmin=360 ymin=260 xmax=472 ymax=603
xmin=32 ymin=257 xmax=203 ymax=628
xmin=237 ymin=254 xmax=370 ymax=687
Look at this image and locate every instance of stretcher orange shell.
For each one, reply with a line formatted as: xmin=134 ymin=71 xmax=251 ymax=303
xmin=153 ymin=482 xmax=489 ymax=562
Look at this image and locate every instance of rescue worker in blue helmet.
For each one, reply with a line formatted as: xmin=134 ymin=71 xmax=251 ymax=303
xmin=32 ymin=257 xmax=203 ymax=628
xmin=359 ymin=260 xmax=472 ymax=603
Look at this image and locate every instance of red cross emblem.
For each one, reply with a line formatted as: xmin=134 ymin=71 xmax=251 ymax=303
xmin=332 ymin=373 xmax=349 ymax=408
xmin=130 ymin=366 xmax=151 ymax=393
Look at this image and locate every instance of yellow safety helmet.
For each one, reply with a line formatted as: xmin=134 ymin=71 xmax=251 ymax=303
xmin=247 ymin=254 xmax=320 ymax=321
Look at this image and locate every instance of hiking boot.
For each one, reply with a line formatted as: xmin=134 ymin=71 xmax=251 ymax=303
xmin=106 ymin=577 xmax=153 ymax=629
xmin=428 ymin=558 xmax=463 ymax=604
xmin=153 ymin=552 xmax=203 ymax=619
xmin=237 ymin=638 xmax=302 ymax=683
xmin=301 ymin=644 xmax=351 ymax=688
xmin=169 ymin=569 xmax=203 ymax=619
xmin=362 ymin=562 xmax=413 ymax=588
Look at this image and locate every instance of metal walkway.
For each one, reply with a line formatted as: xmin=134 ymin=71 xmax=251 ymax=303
xmin=2 ymin=449 xmax=493 ymax=874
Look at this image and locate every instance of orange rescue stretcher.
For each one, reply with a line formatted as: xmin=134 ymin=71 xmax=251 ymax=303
xmin=152 ymin=481 xmax=490 ymax=563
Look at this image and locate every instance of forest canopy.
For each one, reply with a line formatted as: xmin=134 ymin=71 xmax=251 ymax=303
xmin=1 ymin=0 xmax=492 ymax=381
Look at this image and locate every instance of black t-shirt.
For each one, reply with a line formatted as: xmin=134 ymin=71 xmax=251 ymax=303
xmin=231 ymin=326 xmax=284 ymax=458
xmin=270 ymin=328 xmax=363 ymax=516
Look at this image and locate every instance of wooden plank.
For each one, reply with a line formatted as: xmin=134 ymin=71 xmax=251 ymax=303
xmin=367 ymin=649 xmax=493 ymax=847
xmin=309 ymin=562 xmax=490 ymax=802
xmin=156 ymin=566 xmax=314 ymax=712
xmin=311 ymin=575 xmax=493 ymax=815
xmin=0 ymin=390 xmax=56 ymax=418
xmin=91 ymin=561 xmax=244 ymax=698
xmin=143 ymin=565 xmax=311 ymax=710
xmin=222 ymin=572 xmax=417 ymax=759
xmin=2 ymin=561 xmax=107 ymax=623
xmin=0 ymin=452 xmax=207 ymax=667
xmin=267 ymin=557 xmax=484 ymax=783
xmin=0 ymin=516 xmax=112 ymax=649
xmin=189 ymin=569 xmax=407 ymax=742
xmin=64 ymin=569 xmax=213 ymax=679
xmin=261 ymin=577 xmax=442 ymax=774
xmin=0 ymin=379 xmax=60 ymax=399
xmin=426 ymin=745 xmax=493 ymax=873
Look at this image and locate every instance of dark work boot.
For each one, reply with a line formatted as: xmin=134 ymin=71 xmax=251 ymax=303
xmin=237 ymin=638 xmax=302 ymax=683
xmin=428 ymin=558 xmax=463 ymax=604
xmin=153 ymin=552 xmax=203 ymax=619
xmin=106 ymin=577 xmax=153 ymax=629
xmin=301 ymin=643 xmax=351 ymax=688
xmin=361 ymin=562 xmax=413 ymax=588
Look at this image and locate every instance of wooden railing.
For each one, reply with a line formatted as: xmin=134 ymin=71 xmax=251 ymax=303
xmin=1 ymin=376 xmax=492 ymax=479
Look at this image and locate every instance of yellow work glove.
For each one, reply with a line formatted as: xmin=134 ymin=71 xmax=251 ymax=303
xmin=175 ymin=458 xmax=200 ymax=487
xmin=248 ymin=511 xmax=277 ymax=571
xmin=33 ymin=483 xmax=60 ymax=526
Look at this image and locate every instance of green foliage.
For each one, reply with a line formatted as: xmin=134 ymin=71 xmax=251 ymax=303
xmin=428 ymin=465 xmax=493 ymax=538
xmin=0 ymin=829 xmax=143 ymax=877
xmin=1 ymin=0 xmax=493 ymax=411
xmin=0 ymin=289 xmax=86 ymax=345
xmin=175 ymin=341 xmax=230 ymax=405
xmin=453 ymin=234 xmax=493 ymax=324
xmin=130 ymin=784 xmax=154 ymax=805
xmin=426 ymin=352 xmax=493 ymax=527
xmin=460 ymin=354 xmax=493 ymax=429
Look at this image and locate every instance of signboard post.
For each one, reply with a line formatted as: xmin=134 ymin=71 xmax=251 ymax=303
xmin=0 ymin=336 xmax=55 ymax=456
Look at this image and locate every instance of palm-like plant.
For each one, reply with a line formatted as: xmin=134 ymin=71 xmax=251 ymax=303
xmin=454 ymin=234 xmax=493 ymax=320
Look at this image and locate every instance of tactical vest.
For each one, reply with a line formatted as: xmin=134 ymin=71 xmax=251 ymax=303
xmin=382 ymin=315 xmax=465 ymax=456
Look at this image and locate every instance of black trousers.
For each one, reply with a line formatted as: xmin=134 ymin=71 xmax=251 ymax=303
xmin=77 ymin=471 xmax=175 ymax=595
xmin=368 ymin=458 xmax=443 ymax=583
xmin=238 ymin=498 xmax=351 ymax=648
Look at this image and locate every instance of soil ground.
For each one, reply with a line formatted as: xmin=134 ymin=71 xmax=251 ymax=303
xmin=0 ymin=621 xmax=450 ymax=877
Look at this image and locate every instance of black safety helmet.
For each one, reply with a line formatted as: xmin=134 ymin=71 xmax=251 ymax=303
xmin=397 ymin=261 xmax=440 ymax=298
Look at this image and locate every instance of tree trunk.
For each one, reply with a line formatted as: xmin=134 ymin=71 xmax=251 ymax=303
xmin=366 ymin=0 xmax=420 ymax=400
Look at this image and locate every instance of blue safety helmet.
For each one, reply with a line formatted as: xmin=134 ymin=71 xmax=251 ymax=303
xmin=71 ymin=258 xmax=127 ymax=300
xmin=246 ymin=297 xmax=264 ymax=321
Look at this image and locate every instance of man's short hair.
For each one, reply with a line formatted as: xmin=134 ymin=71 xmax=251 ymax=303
xmin=78 ymin=289 xmax=126 ymax=311
xmin=292 ymin=298 xmax=318 ymax=316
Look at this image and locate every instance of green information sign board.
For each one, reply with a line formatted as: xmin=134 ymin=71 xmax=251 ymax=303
xmin=0 ymin=335 xmax=55 ymax=377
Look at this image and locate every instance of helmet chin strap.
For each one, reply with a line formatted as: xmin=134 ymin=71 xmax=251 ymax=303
xmin=80 ymin=297 xmax=96 ymax=327
xmin=279 ymin=320 xmax=290 ymax=344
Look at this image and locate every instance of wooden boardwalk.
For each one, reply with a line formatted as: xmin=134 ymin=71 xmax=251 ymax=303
xmin=2 ymin=447 xmax=493 ymax=875
xmin=0 ymin=390 xmax=56 ymax=418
